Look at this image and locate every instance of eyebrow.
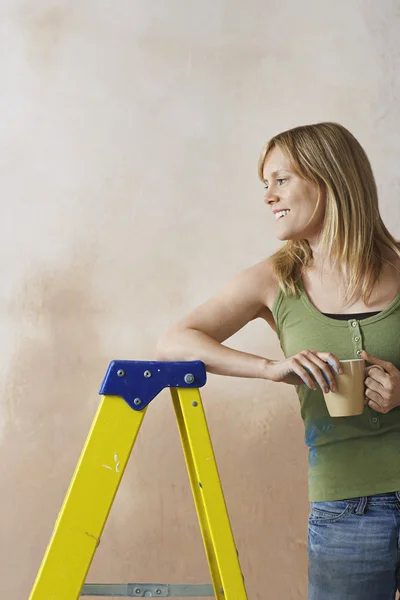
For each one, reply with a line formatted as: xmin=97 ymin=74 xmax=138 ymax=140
xmin=262 ymin=170 xmax=289 ymax=183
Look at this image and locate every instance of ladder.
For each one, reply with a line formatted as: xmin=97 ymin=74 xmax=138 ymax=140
xmin=28 ymin=360 xmax=248 ymax=599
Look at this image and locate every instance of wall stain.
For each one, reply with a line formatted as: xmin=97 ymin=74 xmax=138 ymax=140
xmin=0 ymin=246 xmax=109 ymax=599
xmin=13 ymin=2 xmax=73 ymax=68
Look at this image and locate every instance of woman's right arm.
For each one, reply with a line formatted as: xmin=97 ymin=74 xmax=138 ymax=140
xmin=155 ymin=260 xmax=272 ymax=379
xmin=155 ymin=259 xmax=341 ymax=392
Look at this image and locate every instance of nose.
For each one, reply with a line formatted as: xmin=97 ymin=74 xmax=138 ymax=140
xmin=264 ymin=189 xmax=279 ymax=205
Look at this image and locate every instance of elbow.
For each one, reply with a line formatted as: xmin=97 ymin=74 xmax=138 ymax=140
xmin=155 ymin=327 xmax=182 ymax=361
xmin=155 ymin=334 xmax=171 ymax=361
xmin=155 ymin=327 xmax=197 ymax=362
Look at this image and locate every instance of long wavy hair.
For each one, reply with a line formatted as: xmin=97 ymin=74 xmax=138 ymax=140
xmin=258 ymin=121 xmax=400 ymax=307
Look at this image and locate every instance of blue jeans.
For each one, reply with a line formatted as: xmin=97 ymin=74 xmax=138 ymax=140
xmin=308 ymin=492 xmax=400 ymax=599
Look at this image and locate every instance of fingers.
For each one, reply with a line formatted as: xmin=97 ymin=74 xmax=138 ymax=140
xmin=365 ymin=365 xmax=385 ymax=382
xmin=302 ymin=362 xmax=331 ymax=393
xmin=288 ymin=356 xmax=317 ymax=390
xmin=361 ymin=351 xmax=393 ymax=372
xmin=366 ymin=396 xmax=378 ymax=410
xmin=365 ymin=375 xmax=384 ymax=391
xmin=365 ymin=381 xmax=387 ymax=413
xmin=301 ymin=350 xmax=338 ymax=393
xmin=312 ymin=351 xmax=343 ymax=375
xmin=365 ymin=394 xmax=385 ymax=413
xmin=295 ymin=358 xmax=330 ymax=392
xmin=297 ymin=364 xmax=317 ymax=390
xmin=308 ymin=351 xmax=339 ymax=392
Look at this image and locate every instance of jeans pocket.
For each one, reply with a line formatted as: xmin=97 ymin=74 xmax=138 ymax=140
xmin=309 ymin=499 xmax=355 ymax=523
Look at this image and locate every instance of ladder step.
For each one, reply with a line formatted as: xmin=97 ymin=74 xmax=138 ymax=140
xmin=81 ymin=583 xmax=215 ymax=597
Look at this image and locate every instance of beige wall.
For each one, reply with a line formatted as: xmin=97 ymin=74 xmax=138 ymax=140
xmin=1 ymin=1 xmax=399 ymax=599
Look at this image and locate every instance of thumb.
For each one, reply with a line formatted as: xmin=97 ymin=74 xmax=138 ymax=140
xmin=361 ymin=350 xmax=390 ymax=371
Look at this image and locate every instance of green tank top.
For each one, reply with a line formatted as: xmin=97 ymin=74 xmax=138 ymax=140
xmin=272 ymin=276 xmax=400 ymax=501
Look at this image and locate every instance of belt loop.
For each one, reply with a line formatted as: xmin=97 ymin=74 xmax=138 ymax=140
xmin=355 ymin=496 xmax=367 ymax=515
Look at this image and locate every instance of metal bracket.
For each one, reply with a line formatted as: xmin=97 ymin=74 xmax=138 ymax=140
xmin=81 ymin=583 xmax=214 ymax=597
xmin=99 ymin=360 xmax=207 ymax=411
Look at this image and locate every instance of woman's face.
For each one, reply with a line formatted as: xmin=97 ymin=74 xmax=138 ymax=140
xmin=262 ymin=146 xmax=326 ymax=244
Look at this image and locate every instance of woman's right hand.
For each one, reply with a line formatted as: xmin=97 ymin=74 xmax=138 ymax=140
xmin=264 ymin=350 xmax=343 ymax=393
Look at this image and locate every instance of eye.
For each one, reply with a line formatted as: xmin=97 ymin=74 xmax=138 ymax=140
xmin=264 ymin=178 xmax=287 ymax=190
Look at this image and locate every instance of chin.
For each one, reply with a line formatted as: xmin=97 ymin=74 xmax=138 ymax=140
xmin=277 ymin=232 xmax=295 ymax=241
xmin=276 ymin=229 xmax=303 ymax=242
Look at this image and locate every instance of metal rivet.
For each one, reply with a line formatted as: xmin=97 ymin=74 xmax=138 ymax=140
xmin=117 ymin=369 xmax=125 ymax=377
xmin=354 ymin=336 xmax=360 ymax=342
xmin=144 ymin=370 xmax=152 ymax=378
xmin=135 ymin=589 xmax=141 ymax=595
xmin=156 ymin=590 xmax=162 ymax=595
xmin=357 ymin=350 xmax=362 ymax=356
xmin=372 ymin=417 xmax=378 ymax=423
xmin=184 ymin=373 xmax=195 ymax=384
xmin=192 ymin=401 xmax=198 ymax=407
xmin=352 ymin=321 xmax=357 ymax=327
xmin=134 ymin=398 xmax=142 ymax=406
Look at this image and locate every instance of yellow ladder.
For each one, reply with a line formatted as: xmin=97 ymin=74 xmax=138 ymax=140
xmin=28 ymin=360 xmax=248 ymax=599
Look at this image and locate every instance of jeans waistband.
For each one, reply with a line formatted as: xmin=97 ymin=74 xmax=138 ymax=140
xmin=351 ymin=492 xmax=400 ymax=514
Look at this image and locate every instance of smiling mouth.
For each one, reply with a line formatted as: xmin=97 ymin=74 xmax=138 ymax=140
xmin=275 ymin=210 xmax=290 ymax=220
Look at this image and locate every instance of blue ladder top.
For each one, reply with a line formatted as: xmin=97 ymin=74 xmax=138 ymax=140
xmin=99 ymin=361 xmax=207 ymax=411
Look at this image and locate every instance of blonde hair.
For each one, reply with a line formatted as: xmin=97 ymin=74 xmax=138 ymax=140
xmin=258 ymin=121 xmax=400 ymax=307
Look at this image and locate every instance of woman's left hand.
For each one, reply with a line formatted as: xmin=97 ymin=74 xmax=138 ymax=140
xmin=361 ymin=351 xmax=400 ymax=413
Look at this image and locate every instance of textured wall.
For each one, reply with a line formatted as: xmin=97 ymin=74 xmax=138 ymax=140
xmin=1 ymin=1 xmax=399 ymax=599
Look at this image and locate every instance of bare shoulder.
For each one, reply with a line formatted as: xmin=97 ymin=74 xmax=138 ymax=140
xmin=391 ymin=248 xmax=400 ymax=273
xmin=380 ymin=245 xmax=400 ymax=283
xmin=243 ymin=258 xmax=280 ymax=324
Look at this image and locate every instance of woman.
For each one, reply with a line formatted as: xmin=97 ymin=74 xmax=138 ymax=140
xmin=156 ymin=122 xmax=400 ymax=599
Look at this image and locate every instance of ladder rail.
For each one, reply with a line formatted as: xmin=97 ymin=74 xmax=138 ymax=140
xmin=28 ymin=395 xmax=146 ymax=600
xmin=172 ymin=388 xmax=247 ymax=600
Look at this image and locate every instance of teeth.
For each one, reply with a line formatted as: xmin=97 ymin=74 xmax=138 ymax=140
xmin=275 ymin=210 xmax=290 ymax=220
